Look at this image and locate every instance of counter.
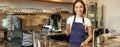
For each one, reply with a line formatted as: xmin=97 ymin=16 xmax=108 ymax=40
xmin=37 ymin=39 xmax=92 ymax=47
xmin=94 ymin=34 xmax=120 ymax=47
xmin=35 ymin=31 xmax=69 ymax=47
xmin=49 ymin=35 xmax=120 ymax=47
xmin=102 ymin=34 xmax=120 ymax=47
xmin=35 ymin=30 xmax=120 ymax=47
xmin=35 ymin=32 xmax=92 ymax=47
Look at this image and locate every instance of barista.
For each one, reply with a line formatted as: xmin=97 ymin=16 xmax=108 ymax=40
xmin=65 ymin=0 xmax=92 ymax=47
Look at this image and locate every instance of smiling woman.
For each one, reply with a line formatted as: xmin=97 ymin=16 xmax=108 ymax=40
xmin=65 ymin=0 xmax=92 ymax=47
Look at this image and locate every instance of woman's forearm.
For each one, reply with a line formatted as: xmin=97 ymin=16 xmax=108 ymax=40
xmin=85 ymin=34 xmax=92 ymax=43
xmin=65 ymin=24 xmax=70 ymax=36
xmin=85 ymin=26 xmax=93 ymax=43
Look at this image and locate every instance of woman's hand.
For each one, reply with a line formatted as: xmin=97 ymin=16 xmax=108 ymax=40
xmin=65 ymin=24 xmax=70 ymax=36
xmin=80 ymin=41 xmax=88 ymax=47
xmin=81 ymin=26 xmax=92 ymax=47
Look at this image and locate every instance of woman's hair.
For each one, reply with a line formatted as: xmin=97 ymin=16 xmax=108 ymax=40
xmin=73 ymin=0 xmax=86 ymax=15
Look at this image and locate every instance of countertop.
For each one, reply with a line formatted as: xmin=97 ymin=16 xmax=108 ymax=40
xmin=35 ymin=31 xmax=120 ymax=47
xmin=37 ymin=39 xmax=92 ymax=47
xmin=48 ymin=33 xmax=120 ymax=47
xmin=103 ymin=35 xmax=120 ymax=47
xmin=94 ymin=34 xmax=120 ymax=47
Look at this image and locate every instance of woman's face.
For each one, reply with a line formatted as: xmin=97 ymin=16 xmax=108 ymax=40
xmin=74 ymin=2 xmax=84 ymax=16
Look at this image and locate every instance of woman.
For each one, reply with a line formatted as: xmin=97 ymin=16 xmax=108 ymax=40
xmin=65 ymin=0 xmax=92 ymax=47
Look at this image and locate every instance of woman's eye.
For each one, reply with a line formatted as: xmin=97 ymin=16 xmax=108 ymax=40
xmin=75 ymin=7 xmax=78 ymax=9
xmin=75 ymin=6 xmax=83 ymax=9
xmin=80 ymin=6 xmax=83 ymax=8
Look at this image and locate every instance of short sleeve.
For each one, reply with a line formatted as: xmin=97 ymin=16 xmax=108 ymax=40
xmin=67 ymin=17 xmax=71 ymax=24
xmin=85 ymin=19 xmax=92 ymax=26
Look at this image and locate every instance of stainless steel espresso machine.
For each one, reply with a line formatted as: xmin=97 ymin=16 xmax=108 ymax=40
xmin=87 ymin=2 xmax=106 ymax=47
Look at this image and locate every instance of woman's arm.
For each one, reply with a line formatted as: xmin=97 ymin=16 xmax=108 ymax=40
xmin=81 ymin=26 xmax=92 ymax=47
xmin=65 ymin=24 xmax=70 ymax=36
xmin=85 ymin=26 xmax=93 ymax=43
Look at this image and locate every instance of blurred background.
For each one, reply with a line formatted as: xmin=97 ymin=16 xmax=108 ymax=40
xmin=0 ymin=0 xmax=120 ymax=47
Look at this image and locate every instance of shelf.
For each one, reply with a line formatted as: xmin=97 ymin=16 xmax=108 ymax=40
xmin=33 ymin=0 xmax=73 ymax=4
xmin=3 ymin=9 xmax=72 ymax=15
xmin=3 ymin=10 xmax=54 ymax=15
xmin=32 ymin=12 xmax=54 ymax=15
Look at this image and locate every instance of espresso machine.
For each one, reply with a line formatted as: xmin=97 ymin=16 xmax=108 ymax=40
xmin=87 ymin=2 xmax=105 ymax=47
xmin=50 ymin=13 xmax=61 ymax=31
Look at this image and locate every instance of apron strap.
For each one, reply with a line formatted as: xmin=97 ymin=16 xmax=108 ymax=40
xmin=73 ymin=16 xmax=76 ymax=22
xmin=82 ymin=16 xmax=84 ymax=23
xmin=82 ymin=16 xmax=85 ymax=26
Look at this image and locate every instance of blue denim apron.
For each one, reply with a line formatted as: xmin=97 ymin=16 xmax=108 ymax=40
xmin=69 ymin=16 xmax=86 ymax=47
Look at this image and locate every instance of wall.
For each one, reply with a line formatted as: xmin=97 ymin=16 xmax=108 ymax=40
xmin=0 ymin=0 xmax=73 ymax=13
xmin=98 ymin=0 xmax=120 ymax=34
xmin=1 ymin=0 xmax=120 ymax=34
xmin=0 ymin=0 xmax=94 ymax=13
xmin=0 ymin=0 xmax=73 ymax=30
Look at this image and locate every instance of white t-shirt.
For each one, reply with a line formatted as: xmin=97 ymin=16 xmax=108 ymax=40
xmin=67 ymin=15 xmax=92 ymax=33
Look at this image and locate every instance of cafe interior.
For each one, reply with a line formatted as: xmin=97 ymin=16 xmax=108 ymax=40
xmin=0 ymin=0 xmax=120 ymax=47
